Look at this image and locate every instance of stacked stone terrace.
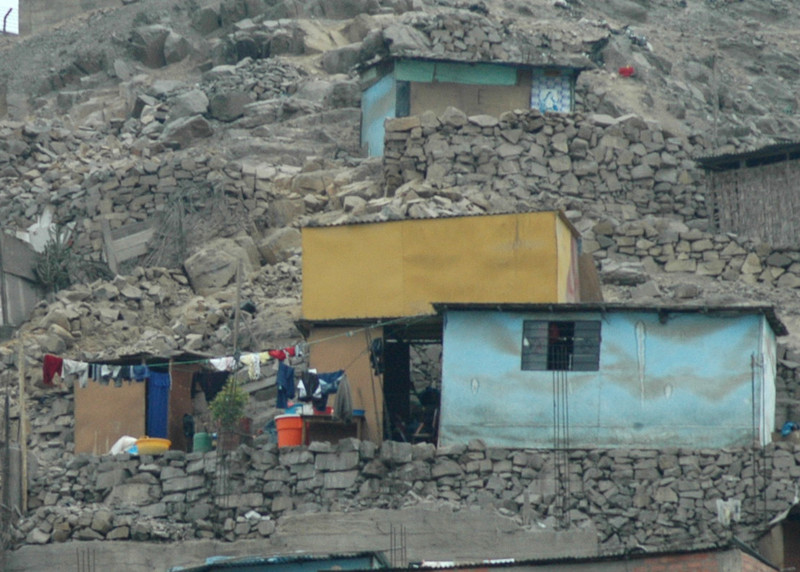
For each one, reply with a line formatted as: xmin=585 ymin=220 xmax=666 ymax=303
xmin=12 ymin=437 xmax=800 ymax=555
xmin=382 ymin=107 xmax=800 ymax=288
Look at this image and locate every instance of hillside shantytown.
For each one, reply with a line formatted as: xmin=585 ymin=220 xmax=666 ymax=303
xmin=4 ymin=0 xmax=800 ymax=571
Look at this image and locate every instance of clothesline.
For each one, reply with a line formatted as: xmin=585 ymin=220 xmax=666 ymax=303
xmin=41 ymin=313 xmax=433 ymax=388
xmin=41 ymin=344 xmax=303 ymax=388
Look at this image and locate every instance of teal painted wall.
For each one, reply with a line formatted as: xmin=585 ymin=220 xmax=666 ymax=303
xmin=360 ymin=60 xmax=576 ymax=156
xmin=439 ymin=309 xmax=776 ymax=449
xmin=395 ymin=60 xmax=518 ymax=85
xmin=361 ymin=73 xmax=396 ymax=157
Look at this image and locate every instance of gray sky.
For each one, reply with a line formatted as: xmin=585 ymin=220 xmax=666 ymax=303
xmin=0 ymin=0 xmax=19 ymax=35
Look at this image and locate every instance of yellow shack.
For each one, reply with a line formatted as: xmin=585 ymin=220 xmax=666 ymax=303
xmin=298 ymin=211 xmax=599 ymax=444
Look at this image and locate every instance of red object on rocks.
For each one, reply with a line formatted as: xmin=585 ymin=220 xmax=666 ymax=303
xmin=619 ymin=66 xmax=635 ymax=77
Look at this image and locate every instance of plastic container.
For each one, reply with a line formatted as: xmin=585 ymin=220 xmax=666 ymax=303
xmin=275 ymin=414 xmax=303 ymax=448
xmin=193 ymin=432 xmax=212 ymax=453
xmin=136 ymin=437 xmax=171 ymax=455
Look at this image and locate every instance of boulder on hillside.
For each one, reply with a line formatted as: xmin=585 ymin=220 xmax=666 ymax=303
xmin=316 ymin=0 xmax=381 ymax=20
xmin=269 ymin=29 xmax=305 ymax=56
xmin=209 ymin=91 xmax=251 ymax=121
xmin=129 ymin=25 xmax=172 ymax=68
xmin=258 ymin=228 xmax=301 ymax=264
xmin=600 ymin=258 xmax=649 ymax=286
xmin=321 ymin=43 xmax=362 ymax=75
xmin=192 ymin=6 xmax=221 ymax=35
xmin=164 ymin=31 xmax=191 ymax=65
xmin=160 ymin=115 xmax=213 ymax=149
xmin=169 ymin=89 xmax=209 ymax=121
xmin=381 ymin=23 xmax=431 ymax=54
xmin=184 ymin=238 xmax=257 ymax=294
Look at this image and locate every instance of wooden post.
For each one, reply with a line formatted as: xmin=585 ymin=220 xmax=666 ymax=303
xmin=101 ymin=218 xmax=119 ymax=275
xmin=17 ymin=338 xmax=27 ymax=513
xmin=0 ymin=232 xmax=8 ymax=328
xmin=232 ymin=260 xmax=242 ymax=356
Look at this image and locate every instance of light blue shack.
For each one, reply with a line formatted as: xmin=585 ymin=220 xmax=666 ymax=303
xmin=359 ymin=57 xmax=582 ymax=156
xmin=436 ymin=303 xmax=787 ymax=449
xmin=169 ymin=551 xmax=389 ymax=572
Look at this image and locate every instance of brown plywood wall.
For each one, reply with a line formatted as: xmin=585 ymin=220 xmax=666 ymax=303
xmin=307 ymin=326 xmax=383 ymax=443
xmin=168 ymin=362 xmax=203 ymax=452
xmin=409 ymin=77 xmax=531 ymax=119
xmin=74 ymin=380 xmax=145 ymax=455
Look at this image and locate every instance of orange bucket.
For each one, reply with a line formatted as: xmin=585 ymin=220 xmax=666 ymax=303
xmin=275 ymin=414 xmax=303 ymax=448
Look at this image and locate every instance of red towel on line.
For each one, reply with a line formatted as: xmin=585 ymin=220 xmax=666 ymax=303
xmin=42 ymin=354 xmax=63 ymax=387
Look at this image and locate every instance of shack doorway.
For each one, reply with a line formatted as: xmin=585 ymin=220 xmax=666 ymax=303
xmin=382 ymin=338 xmax=441 ymax=445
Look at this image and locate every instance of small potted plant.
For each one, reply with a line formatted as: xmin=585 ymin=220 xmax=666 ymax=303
xmin=209 ymin=378 xmax=249 ymax=451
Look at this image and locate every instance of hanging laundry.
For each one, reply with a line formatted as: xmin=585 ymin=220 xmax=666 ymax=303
xmin=191 ymin=370 xmax=231 ymax=403
xmin=62 ymin=359 xmax=89 ymax=388
xmin=333 ymin=373 xmax=353 ymax=422
xmin=146 ymin=371 xmax=171 ymax=439
xmin=268 ymin=345 xmax=296 ymax=362
xmin=268 ymin=349 xmax=287 ymax=361
xmin=42 ymin=354 xmax=64 ymax=387
xmin=240 ymin=353 xmax=261 ymax=381
xmin=297 ymin=370 xmax=318 ymax=402
xmin=299 ymin=369 xmax=344 ymax=412
xmin=276 ymin=361 xmax=295 ymax=409
xmin=132 ymin=365 xmax=150 ymax=382
xmin=208 ymin=356 xmax=236 ymax=371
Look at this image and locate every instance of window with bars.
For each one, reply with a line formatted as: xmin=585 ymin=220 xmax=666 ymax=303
xmin=521 ymin=320 xmax=601 ymax=371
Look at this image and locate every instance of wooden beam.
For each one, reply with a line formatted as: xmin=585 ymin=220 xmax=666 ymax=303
xmin=101 ymin=218 xmax=119 ymax=275
xmin=18 ymin=339 xmax=27 ymax=513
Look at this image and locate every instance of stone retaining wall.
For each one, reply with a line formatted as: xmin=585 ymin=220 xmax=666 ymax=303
xmin=383 ymin=108 xmax=706 ymax=217
xmin=382 ymin=108 xmax=800 ymax=289
xmin=12 ymin=437 xmax=800 ymax=554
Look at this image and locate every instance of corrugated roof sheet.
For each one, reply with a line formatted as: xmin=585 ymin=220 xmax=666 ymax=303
xmin=696 ymin=141 xmax=800 ymax=171
xmin=356 ymin=54 xmax=590 ymax=75
xmin=363 ymin=537 xmax=776 ymax=571
xmin=432 ymin=302 xmax=788 ymax=336
xmin=301 ymin=209 xmax=581 ymax=239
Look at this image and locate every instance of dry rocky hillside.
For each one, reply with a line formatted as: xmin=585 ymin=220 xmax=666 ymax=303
xmin=3 ymin=0 xmax=800 ymax=564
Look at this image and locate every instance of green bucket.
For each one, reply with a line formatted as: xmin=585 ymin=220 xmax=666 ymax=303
xmin=193 ymin=432 xmax=212 ymax=453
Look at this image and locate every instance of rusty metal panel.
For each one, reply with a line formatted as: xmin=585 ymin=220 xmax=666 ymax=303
xmin=439 ymin=309 xmax=772 ymax=449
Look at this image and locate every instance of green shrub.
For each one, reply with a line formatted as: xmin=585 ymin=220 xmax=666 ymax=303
xmin=209 ymin=378 xmax=248 ymax=430
xmin=35 ymin=228 xmax=79 ymax=294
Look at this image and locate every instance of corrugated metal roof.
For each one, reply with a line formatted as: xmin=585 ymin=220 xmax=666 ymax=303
xmin=363 ymin=537 xmax=776 ymax=571
xmin=170 ymin=551 xmax=389 ymax=571
xmin=356 ymin=54 xmax=591 ymax=75
xmin=301 ymin=209 xmax=581 ymax=239
xmin=696 ymin=140 xmax=800 ymax=171
xmin=432 ymin=302 xmax=788 ymax=336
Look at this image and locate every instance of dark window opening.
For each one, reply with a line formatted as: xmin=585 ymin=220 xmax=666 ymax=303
xmin=522 ymin=320 xmax=601 ymax=372
xmin=382 ymin=340 xmax=441 ymax=445
xmin=548 ymin=321 xmax=574 ymax=370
